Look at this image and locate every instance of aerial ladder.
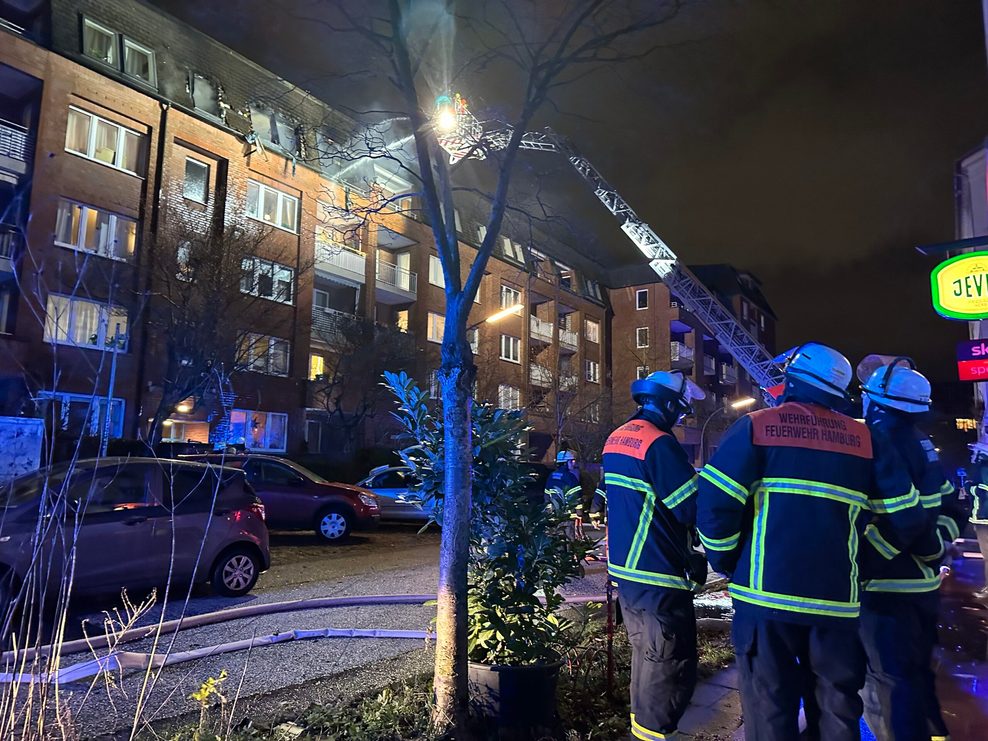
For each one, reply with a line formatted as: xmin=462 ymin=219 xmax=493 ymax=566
xmin=434 ymin=94 xmax=785 ymax=395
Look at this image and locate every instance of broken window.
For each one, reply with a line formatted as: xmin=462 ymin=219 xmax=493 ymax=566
xmin=241 ymin=257 xmax=295 ymax=305
xmin=249 ymin=104 xmax=298 ymax=156
xmin=190 ymin=74 xmax=221 ymax=118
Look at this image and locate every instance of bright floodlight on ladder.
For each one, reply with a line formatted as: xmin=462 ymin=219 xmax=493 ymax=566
xmin=434 ymin=93 xmax=486 ymax=164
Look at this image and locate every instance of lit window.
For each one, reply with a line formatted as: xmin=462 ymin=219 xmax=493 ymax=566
xmin=637 ymin=366 xmax=650 ymax=380
xmin=500 ymin=335 xmax=521 ymax=363
xmin=228 ymin=409 xmax=288 ymax=453
xmin=636 ymin=327 xmax=649 ymax=349
xmin=190 ymin=74 xmax=221 ymax=117
xmin=427 ymin=312 xmax=445 ymax=343
xmin=395 ymin=309 xmax=409 ymax=333
xmin=498 ymin=384 xmax=521 ymax=411
xmin=44 ymin=294 xmax=128 ymax=351
xmin=54 ymin=199 xmax=136 ymax=260
xmin=585 ymin=359 xmax=600 ymax=384
xmin=65 ymin=107 xmax=145 ymax=174
xmin=246 ymin=180 xmax=298 ymax=232
xmin=429 ymin=255 xmax=445 ymax=288
xmin=636 ymin=288 xmax=648 ymax=310
xmin=36 ymin=390 xmax=124 ymax=438
xmin=585 ymin=319 xmax=600 ymax=344
xmin=123 ymin=38 xmax=156 ymax=85
xmin=240 ymin=334 xmax=291 ymax=376
xmin=183 ymin=158 xmax=209 ymax=203
xmin=82 ymin=18 xmax=117 ymax=66
xmin=309 ymin=354 xmax=325 ymax=380
xmin=241 ymin=257 xmax=295 ymax=304
xmin=500 ymin=285 xmax=522 ymax=310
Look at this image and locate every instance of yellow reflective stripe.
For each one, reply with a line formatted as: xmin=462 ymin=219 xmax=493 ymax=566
xmin=751 ymin=488 xmax=770 ymax=590
xmin=604 ymin=472 xmax=654 ymax=496
xmin=697 ymin=528 xmax=739 ymax=552
xmin=729 ymin=584 xmax=859 ymax=618
xmin=761 ymin=477 xmax=868 ymax=509
xmin=939 ymin=481 xmax=955 ymax=496
xmin=862 ymin=575 xmax=941 ymax=593
xmin=625 ymin=484 xmax=656 ymax=570
xmin=699 ymin=465 xmax=748 ymax=505
xmin=662 ymin=474 xmax=697 ymax=510
xmin=913 ymin=554 xmax=936 ymax=580
xmin=920 ymin=492 xmax=942 ymax=509
xmin=917 ymin=532 xmax=945 ymax=563
xmin=631 ymin=714 xmax=672 ymax=740
xmin=608 ymin=563 xmax=693 ymax=591
xmin=938 ymin=515 xmax=960 ymax=542
xmin=863 ymin=523 xmax=899 ymax=560
xmin=870 ymin=486 xmax=920 ymax=514
xmin=564 ymin=486 xmax=583 ymax=497
xmin=849 ymin=506 xmax=859 ymax=603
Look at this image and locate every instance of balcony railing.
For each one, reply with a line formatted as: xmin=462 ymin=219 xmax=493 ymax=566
xmin=559 ymin=328 xmax=578 ymax=350
xmin=703 ymin=355 xmax=716 ymax=376
xmin=720 ymin=365 xmax=738 ymax=385
xmin=0 ymin=119 xmax=32 ymax=173
xmin=376 ymin=260 xmax=418 ymax=295
xmin=530 ymin=363 xmax=553 ymax=387
xmin=315 ymin=241 xmax=366 ymax=283
xmin=670 ymin=341 xmax=694 ymax=369
xmin=311 ymin=307 xmax=359 ymax=344
xmin=530 ymin=315 xmax=554 ymax=342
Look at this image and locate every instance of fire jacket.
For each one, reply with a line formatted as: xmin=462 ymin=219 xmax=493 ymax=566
xmin=971 ymin=482 xmax=988 ymax=525
xmin=602 ymin=412 xmax=698 ymax=594
xmin=859 ymin=409 xmax=967 ymax=594
xmin=696 ymin=400 xmax=927 ymax=625
xmin=544 ymin=467 xmax=582 ymax=508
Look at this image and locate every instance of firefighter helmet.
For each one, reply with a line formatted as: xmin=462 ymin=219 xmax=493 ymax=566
xmin=555 ymin=450 xmax=576 ymax=464
xmin=862 ymin=358 xmax=931 ymax=414
xmin=631 ymin=370 xmax=705 ymax=415
xmin=777 ymin=343 xmax=853 ymax=400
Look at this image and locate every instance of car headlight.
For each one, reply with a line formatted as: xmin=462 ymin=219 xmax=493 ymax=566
xmin=359 ymin=493 xmax=379 ymax=509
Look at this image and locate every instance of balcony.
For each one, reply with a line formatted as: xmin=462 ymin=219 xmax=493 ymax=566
xmin=560 ymin=373 xmax=578 ymax=391
xmin=315 ymin=241 xmax=366 ymax=285
xmin=559 ymin=328 xmax=578 ymax=352
xmin=311 ymin=307 xmax=360 ymax=346
xmin=530 ymin=315 xmax=554 ymax=343
xmin=0 ymin=119 xmax=32 ymax=181
xmin=703 ymin=355 xmax=716 ymax=376
xmin=670 ymin=341 xmax=694 ymax=370
xmin=720 ymin=364 xmax=738 ymax=386
xmin=530 ymin=363 xmax=553 ymax=387
xmin=0 ymin=225 xmax=18 ymax=274
xmin=376 ymin=260 xmax=417 ymax=304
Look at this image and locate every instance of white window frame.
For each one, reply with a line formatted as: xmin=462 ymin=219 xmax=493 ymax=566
xmin=82 ymin=18 xmax=117 ymax=66
xmin=241 ymin=257 xmax=295 ymax=305
xmin=54 ymin=199 xmax=137 ymax=261
xmin=498 ymin=384 xmax=521 ymax=411
xmin=636 ymin=288 xmax=649 ymax=310
xmin=44 ymin=294 xmax=129 ymax=352
xmin=636 ymin=327 xmax=650 ymax=349
xmin=65 ymin=106 xmax=145 ymax=175
xmin=37 ymin=390 xmax=125 ymax=438
xmin=122 ymin=37 xmax=156 ymax=86
xmin=501 ymin=236 xmax=524 ymax=263
xmin=500 ymin=284 xmax=522 ymax=310
xmin=500 ymin=334 xmax=521 ymax=364
xmin=183 ymin=158 xmax=209 ymax=203
xmin=585 ymin=279 xmax=603 ymax=301
xmin=585 ymin=359 xmax=600 ymax=384
xmin=242 ymin=334 xmax=291 ymax=377
xmin=427 ymin=312 xmax=445 ymax=344
xmin=585 ymin=318 xmax=600 ymax=344
xmin=229 ymin=409 xmax=288 ymax=453
xmin=246 ymin=179 xmax=299 ymax=233
xmin=637 ymin=366 xmax=650 ymax=380
xmin=429 ymin=254 xmax=445 ymax=288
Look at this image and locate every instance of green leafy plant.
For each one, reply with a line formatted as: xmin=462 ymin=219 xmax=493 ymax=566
xmin=384 ymin=371 xmax=591 ymax=667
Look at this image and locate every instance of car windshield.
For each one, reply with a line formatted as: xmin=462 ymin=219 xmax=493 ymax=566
xmin=0 ymin=470 xmax=69 ymax=509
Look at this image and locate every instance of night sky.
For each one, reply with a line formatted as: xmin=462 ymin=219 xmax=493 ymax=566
xmin=151 ymin=0 xmax=988 ymax=382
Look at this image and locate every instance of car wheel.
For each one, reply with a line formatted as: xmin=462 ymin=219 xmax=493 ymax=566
xmin=315 ymin=507 xmax=352 ymax=543
xmin=210 ymin=547 xmax=261 ymax=597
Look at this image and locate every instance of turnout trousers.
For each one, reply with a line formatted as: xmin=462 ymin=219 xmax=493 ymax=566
xmin=619 ymin=592 xmax=697 ymax=739
xmin=860 ymin=592 xmax=949 ymax=741
xmin=732 ymin=613 xmax=865 ymax=741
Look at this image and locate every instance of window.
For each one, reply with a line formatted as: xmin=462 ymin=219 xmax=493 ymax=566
xmin=65 ymin=107 xmax=145 ymax=174
xmin=557 ymin=263 xmax=573 ymax=290
xmin=44 ymin=294 xmax=128 ymax=351
xmin=241 ymin=334 xmax=290 ymax=376
xmin=246 ymin=180 xmax=298 ymax=232
xmin=395 ymin=309 xmax=409 ymax=333
xmin=500 ymin=335 xmax=521 ymax=363
xmin=429 ymin=369 xmax=440 ymax=398
xmin=161 ymin=420 xmax=210 ymax=445
xmin=500 ymin=285 xmax=522 ymax=310
xmin=309 ymin=354 xmax=325 ymax=380
xmin=54 ymin=199 xmax=136 ymax=260
xmin=66 ymin=464 xmax=154 ymax=514
xmin=636 ymin=288 xmax=648 ymax=310
xmin=249 ymin=104 xmax=298 ymax=156
xmin=183 ymin=158 xmax=209 ymax=203
xmin=427 ymin=312 xmax=445 ymax=343
xmin=585 ymin=359 xmax=600 ymax=384
xmin=241 ymin=257 xmax=295 ymax=304
xmin=585 ymin=279 xmax=603 ymax=301
xmin=429 ymin=254 xmax=445 ymax=288
xmin=468 ymin=328 xmax=479 ymax=355
xmin=760 ymin=313 xmax=766 ymax=330
xmin=229 ymin=409 xmax=288 ymax=453
xmin=501 ymin=236 xmax=524 ymax=263
xmin=82 ymin=18 xmax=117 ymax=66
xmin=637 ymin=366 xmax=650 ymax=380
xmin=498 ymin=384 xmax=521 ymax=411
xmin=585 ymin=318 xmax=600 ymax=344
xmin=477 ymin=225 xmax=487 ymax=242
xmin=190 ymin=74 xmax=221 ymax=117
xmin=122 ymin=38 xmax=155 ymax=85
xmin=741 ymin=300 xmax=749 ymax=320
xmin=453 ymin=209 xmax=462 ymax=232
xmin=636 ymin=327 xmax=649 ymax=349
xmin=37 ymin=391 xmax=124 ymax=438
xmin=587 ymin=401 xmax=601 ymax=424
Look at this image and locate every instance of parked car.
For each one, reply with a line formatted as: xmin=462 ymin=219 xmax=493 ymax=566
xmin=0 ymin=458 xmax=270 ymax=624
xmin=358 ymin=465 xmax=434 ymax=523
xmin=181 ymin=454 xmax=380 ymax=542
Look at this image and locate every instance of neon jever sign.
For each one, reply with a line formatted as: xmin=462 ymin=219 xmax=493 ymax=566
xmin=931 ymin=251 xmax=988 ymax=320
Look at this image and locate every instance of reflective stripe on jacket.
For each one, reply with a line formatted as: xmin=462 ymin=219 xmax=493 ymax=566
xmin=697 ymin=401 xmax=927 ymax=625
xmin=971 ymin=483 xmax=988 ymax=525
xmin=603 ymin=415 xmax=698 ymax=593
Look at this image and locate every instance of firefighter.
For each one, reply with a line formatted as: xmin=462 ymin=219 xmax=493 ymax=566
xmin=696 ymin=343 xmax=928 ymax=741
xmin=970 ymin=443 xmax=988 ymax=601
xmin=545 ymin=450 xmax=584 ymax=539
xmin=857 ymin=359 xmax=966 ymax=741
xmin=603 ymin=370 xmax=706 ymax=740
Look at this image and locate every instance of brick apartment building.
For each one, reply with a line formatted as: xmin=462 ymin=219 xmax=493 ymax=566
xmin=0 ymin=0 xmax=773 ymax=466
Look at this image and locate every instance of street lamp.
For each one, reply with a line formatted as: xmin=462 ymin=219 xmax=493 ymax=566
xmin=468 ymin=302 xmax=523 ymax=330
xmin=699 ymin=396 xmax=755 ymax=466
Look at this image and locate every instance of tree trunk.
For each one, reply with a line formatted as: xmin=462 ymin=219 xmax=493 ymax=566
xmin=432 ymin=349 xmax=476 ymax=734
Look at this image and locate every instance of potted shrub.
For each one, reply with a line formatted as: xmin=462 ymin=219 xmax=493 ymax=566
xmin=384 ymin=372 xmax=591 ymax=730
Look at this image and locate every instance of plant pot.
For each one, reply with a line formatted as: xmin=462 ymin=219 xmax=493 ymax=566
xmin=467 ymin=659 xmax=563 ymax=727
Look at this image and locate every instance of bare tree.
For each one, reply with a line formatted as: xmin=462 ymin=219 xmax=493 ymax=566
xmin=302 ymin=1 xmax=684 ymax=729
